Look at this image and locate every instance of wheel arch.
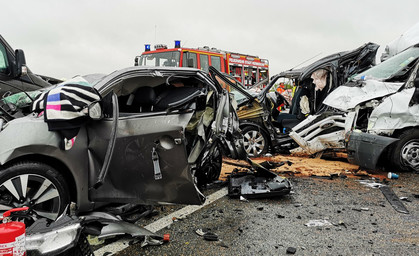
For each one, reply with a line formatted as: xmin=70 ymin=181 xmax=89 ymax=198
xmin=0 ymin=154 xmax=77 ymax=203
xmin=388 ymin=127 xmax=419 ymax=171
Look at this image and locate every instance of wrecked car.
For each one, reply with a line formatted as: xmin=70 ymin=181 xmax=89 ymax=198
xmin=290 ymin=44 xmax=419 ymax=171
xmin=0 ymin=35 xmax=59 ymax=96
xmin=0 ymin=65 xmax=245 ymax=223
xmin=228 ymin=43 xmax=378 ymax=157
xmin=341 ymin=45 xmax=419 ymax=171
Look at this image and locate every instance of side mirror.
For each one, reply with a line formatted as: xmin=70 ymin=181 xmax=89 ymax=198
xmin=14 ymin=49 xmax=27 ymax=77
xmin=414 ymin=78 xmax=419 ymax=88
xmin=88 ymin=102 xmax=103 ymax=120
xmin=134 ymin=56 xmax=139 ymax=66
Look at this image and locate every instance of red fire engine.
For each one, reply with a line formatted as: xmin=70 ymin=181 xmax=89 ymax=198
xmin=134 ymin=40 xmax=269 ymax=87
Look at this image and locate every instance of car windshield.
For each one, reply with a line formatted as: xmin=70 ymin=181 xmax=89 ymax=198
xmin=354 ymin=47 xmax=419 ymax=80
xmin=139 ymin=51 xmax=181 ymax=67
xmin=230 ymin=86 xmax=251 ymax=105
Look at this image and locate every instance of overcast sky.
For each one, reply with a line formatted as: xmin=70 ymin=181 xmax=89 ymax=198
xmin=2 ymin=0 xmax=419 ymax=79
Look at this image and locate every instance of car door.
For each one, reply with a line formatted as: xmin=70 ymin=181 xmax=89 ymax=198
xmin=208 ymin=67 xmax=246 ymax=159
xmin=87 ymin=90 xmax=204 ymax=205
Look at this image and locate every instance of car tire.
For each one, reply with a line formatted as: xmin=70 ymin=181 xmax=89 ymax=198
xmin=391 ymin=129 xmax=419 ymax=172
xmin=242 ymin=126 xmax=269 ymax=157
xmin=0 ymin=162 xmax=70 ymax=224
xmin=196 ymin=143 xmax=222 ymax=186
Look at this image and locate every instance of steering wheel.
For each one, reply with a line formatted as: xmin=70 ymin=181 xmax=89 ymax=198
xmin=275 ymin=91 xmax=290 ymax=107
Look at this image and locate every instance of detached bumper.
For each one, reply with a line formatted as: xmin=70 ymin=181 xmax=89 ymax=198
xmin=347 ymin=131 xmax=398 ymax=170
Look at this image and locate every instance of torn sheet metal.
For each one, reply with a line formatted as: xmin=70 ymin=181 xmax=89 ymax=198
xmin=228 ymin=160 xmax=291 ymax=198
xmin=81 ymin=211 xmax=162 ymax=240
xmin=289 ymin=112 xmax=347 ymax=155
xmin=380 ymin=186 xmax=409 ymax=214
xmin=25 ymin=211 xmax=164 ymax=255
xmin=368 ymin=87 xmax=419 ymax=132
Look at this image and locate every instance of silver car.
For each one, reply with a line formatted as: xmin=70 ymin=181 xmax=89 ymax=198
xmin=0 ymin=66 xmax=245 ymax=222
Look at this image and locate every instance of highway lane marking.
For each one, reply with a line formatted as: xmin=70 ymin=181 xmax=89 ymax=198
xmin=93 ymin=187 xmax=228 ymax=255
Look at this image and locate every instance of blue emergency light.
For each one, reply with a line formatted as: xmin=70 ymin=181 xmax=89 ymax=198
xmin=174 ymin=40 xmax=181 ymax=48
xmin=145 ymin=44 xmax=151 ymax=51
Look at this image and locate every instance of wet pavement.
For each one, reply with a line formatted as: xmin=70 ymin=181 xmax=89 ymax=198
xmin=100 ymin=170 xmax=419 ymax=256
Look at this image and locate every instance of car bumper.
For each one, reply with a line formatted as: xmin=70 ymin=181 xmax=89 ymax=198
xmin=346 ymin=131 xmax=398 ymax=169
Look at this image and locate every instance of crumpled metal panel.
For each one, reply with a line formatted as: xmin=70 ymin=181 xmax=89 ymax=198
xmin=289 ymin=113 xmax=347 ymax=154
xmin=368 ymin=87 xmax=419 ymax=132
xmin=82 ymin=211 xmax=160 ymax=240
xmin=323 ymin=80 xmax=403 ymax=111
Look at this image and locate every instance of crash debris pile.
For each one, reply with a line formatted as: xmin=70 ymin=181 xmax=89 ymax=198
xmin=221 ymin=154 xmax=360 ymax=180
xmin=226 ymin=159 xmax=292 ymax=198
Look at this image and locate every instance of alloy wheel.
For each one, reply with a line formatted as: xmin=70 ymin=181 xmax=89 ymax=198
xmin=0 ymin=174 xmax=63 ymax=221
xmin=243 ymin=130 xmax=266 ymax=157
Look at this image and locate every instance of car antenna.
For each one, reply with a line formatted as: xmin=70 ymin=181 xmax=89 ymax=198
xmin=290 ymin=52 xmax=323 ymax=70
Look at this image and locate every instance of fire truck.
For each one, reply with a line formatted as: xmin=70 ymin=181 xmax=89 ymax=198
xmin=134 ymin=40 xmax=269 ymax=87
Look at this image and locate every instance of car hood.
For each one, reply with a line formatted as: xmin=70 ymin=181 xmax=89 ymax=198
xmin=323 ymin=79 xmax=403 ymax=111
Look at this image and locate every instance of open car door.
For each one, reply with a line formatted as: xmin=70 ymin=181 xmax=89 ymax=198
xmin=209 ymin=67 xmax=246 ymax=160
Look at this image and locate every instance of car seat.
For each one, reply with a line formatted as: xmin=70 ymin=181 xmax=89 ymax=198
xmin=130 ymin=86 xmax=157 ymax=112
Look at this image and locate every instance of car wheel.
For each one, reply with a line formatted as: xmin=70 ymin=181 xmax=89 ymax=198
xmin=391 ymin=129 xmax=419 ymax=172
xmin=0 ymin=162 xmax=70 ymax=224
xmin=196 ymin=143 xmax=222 ymax=186
xmin=242 ymin=126 xmax=269 ymax=157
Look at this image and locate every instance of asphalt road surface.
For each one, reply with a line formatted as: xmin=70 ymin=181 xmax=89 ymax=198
xmin=94 ymin=170 xmax=419 ymax=256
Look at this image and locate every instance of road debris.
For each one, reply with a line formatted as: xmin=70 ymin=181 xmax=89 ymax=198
xmin=379 ymin=186 xmax=409 ymax=214
xmin=228 ymin=159 xmax=292 ymax=198
xmin=196 ymin=228 xmax=219 ymax=241
xmin=240 ymin=196 xmax=249 ymax=202
xmin=359 ymin=179 xmax=386 ymax=188
xmin=388 ymin=172 xmax=399 ymax=179
xmin=203 ymin=232 xmax=219 ymax=241
xmin=305 ymin=220 xmax=333 ymax=227
xmin=286 ymin=247 xmax=297 ymax=254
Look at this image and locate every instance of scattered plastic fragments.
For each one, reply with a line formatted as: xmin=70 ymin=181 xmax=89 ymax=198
xmin=217 ymin=241 xmax=229 ymax=248
xmin=196 ymin=228 xmax=219 ymax=241
xmin=240 ymin=196 xmax=249 ymax=202
xmin=286 ymin=247 xmax=297 ymax=254
xmin=141 ymin=236 xmax=164 ymax=247
xmin=305 ymin=220 xmax=333 ymax=227
xmin=358 ymin=180 xmax=385 ymax=188
xmin=400 ymin=197 xmax=412 ymax=202
xmin=380 ymin=186 xmax=409 ymax=214
xmin=203 ymin=232 xmax=218 ymax=241
xmin=163 ymin=234 xmax=170 ymax=242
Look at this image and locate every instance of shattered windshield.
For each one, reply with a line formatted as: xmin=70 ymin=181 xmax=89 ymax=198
xmin=354 ymin=47 xmax=419 ymax=81
xmin=139 ymin=51 xmax=181 ymax=67
xmin=230 ymin=86 xmax=250 ymax=105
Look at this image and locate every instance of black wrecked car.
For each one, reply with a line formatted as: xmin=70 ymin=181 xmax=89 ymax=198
xmin=0 ymin=35 xmax=60 ymax=96
xmin=228 ymin=42 xmax=379 ymax=157
xmin=0 ymin=66 xmax=245 ymax=222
